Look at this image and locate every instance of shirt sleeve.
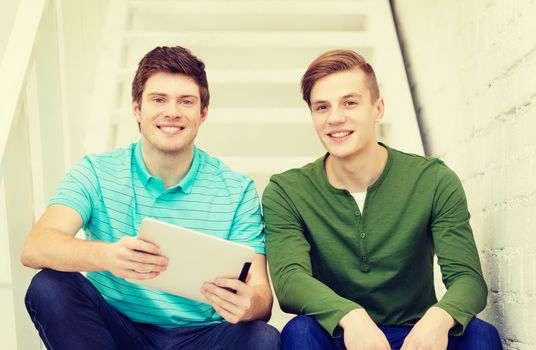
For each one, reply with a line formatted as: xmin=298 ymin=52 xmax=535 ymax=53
xmin=228 ymin=178 xmax=265 ymax=254
xmin=48 ymin=156 xmax=100 ymax=226
xmin=262 ymin=179 xmax=361 ymax=337
xmin=431 ymin=164 xmax=488 ymax=335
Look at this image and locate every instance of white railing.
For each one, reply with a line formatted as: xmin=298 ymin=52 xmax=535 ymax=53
xmin=0 ymin=0 xmax=68 ymax=348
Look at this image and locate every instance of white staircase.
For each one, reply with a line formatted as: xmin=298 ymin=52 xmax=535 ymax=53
xmin=103 ymin=0 xmax=423 ymax=190
xmin=86 ymin=0 xmax=424 ymax=329
xmin=0 ymin=1 xmax=427 ymax=346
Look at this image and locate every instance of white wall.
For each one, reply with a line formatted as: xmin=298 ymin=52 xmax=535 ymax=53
xmin=393 ymin=1 xmax=536 ymax=349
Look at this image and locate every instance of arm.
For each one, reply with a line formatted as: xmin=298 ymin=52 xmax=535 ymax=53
xmin=21 ymin=205 xmax=168 ymax=280
xmin=201 ymin=253 xmax=273 ymax=323
xmin=401 ymin=165 xmax=486 ymax=349
xmin=262 ymin=180 xmax=360 ymax=336
xmin=432 ymin=165 xmax=487 ymax=334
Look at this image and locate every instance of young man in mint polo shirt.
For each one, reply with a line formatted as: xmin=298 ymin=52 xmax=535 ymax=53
xmin=262 ymin=50 xmax=502 ymax=350
xmin=21 ymin=46 xmax=280 ymax=350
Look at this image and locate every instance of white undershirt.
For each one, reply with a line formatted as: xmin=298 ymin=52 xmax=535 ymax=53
xmin=351 ymin=191 xmax=367 ymax=213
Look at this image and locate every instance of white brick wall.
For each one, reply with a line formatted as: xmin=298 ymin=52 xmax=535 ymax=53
xmin=393 ymin=0 xmax=536 ymax=348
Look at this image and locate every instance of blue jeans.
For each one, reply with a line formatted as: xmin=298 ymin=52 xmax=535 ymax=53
xmin=25 ymin=269 xmax=281 ymax=350
xmin=281 ymin=315 xmax=502 ymax=350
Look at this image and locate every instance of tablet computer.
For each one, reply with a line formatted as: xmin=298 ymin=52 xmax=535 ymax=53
xmin=126 ymin=217 xmax=255 ymax=303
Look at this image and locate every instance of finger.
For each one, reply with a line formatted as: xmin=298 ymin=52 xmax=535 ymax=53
xmin=124 ymin=237 xmax=161 ymax=255
xmin=210 ymin=303 xmax=239 ymax=324
xmin=202 ymin=283 xmax=241 ymax=306
xmin=213 ymin=278 xmax=247 ymax=293
xmin=129 ymin=261 xmax=167 ymax=273
xmin=122 ymin=270 xmax=160 ymax=280
xmin=202 ymin=286 xmax=243 ymax=316
xmin=128 ymin=250 xmax=168 ymax=266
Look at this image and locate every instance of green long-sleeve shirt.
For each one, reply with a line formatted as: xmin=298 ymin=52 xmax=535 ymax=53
xmin=262 ymin=145 xmax=487 ymax=337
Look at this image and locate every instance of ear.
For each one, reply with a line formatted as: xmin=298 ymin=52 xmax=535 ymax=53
xmin=199 ymin=107 xmax=209 ymax=124
xmin=132 ymin=100 xmax=142 ymax=123
xmin=374 ymin=96 xmax=384 ymax=123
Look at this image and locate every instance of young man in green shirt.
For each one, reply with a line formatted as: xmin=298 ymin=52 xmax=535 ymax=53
xmin=262 ymin=50 xmax=502 ymax=350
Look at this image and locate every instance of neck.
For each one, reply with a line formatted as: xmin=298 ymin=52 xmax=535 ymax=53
xmin=326 ymin=143 xmax=388 ymax=193
xmin=140 ymin=140 xmax=194 ymax=188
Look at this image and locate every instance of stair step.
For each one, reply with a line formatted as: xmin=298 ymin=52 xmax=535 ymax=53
xmin=119 ymin=68 xmax=305 ymax=84
xmin=124 ymin=31 xmax=374 ymax=48
xmin=123 ymin=45 xmax=375 ymax=71
xmin=128 ymin=1 xmax=372 ymax=15
xmin=127 ymin=1 xmax=371 ymax=32
xmin=195 ymin=123 xmax=323 ymax=157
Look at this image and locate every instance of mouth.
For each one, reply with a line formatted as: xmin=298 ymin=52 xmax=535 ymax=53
xmin=157 ymin=125 xmax=185 ymax=135
xmin=327 ymin=130 xmax=354 ymax=140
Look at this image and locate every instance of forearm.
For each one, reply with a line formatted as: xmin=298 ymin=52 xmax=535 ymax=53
xmin=21 ymin=227 xmax=108 ymax=272
xmin=275 ymin=270 xmax=360 ymax=335
xmin=435 ymin=275 xmax=487 ymax=334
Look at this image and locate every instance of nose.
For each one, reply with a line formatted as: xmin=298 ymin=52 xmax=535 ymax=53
xmin=327 ymin=107 xmax=346 ymax=125
xmin=164 ymin=103 xmax=182 ymax=118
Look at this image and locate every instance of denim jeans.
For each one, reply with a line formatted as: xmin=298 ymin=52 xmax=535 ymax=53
xmin=281 ymin=315 xmax=503 ymax=350
xmin=25 ymin=269 xmax=281 ymax=350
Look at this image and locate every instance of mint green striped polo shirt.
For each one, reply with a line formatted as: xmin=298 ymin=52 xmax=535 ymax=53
xmin=49 ymin=141 xmax=265 ymax=328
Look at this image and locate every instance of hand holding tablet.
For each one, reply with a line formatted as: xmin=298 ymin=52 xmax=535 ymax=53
xmin=126 ymin=218 xmax=255 ymax=303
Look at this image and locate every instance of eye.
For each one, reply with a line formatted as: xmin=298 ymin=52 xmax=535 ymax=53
xmin=181 ymin=99 xmax=193 ymax=105
xmin=344 ymin=100 xmax=358 ymax=108
xmin=152 ymin=97 xmax=165 ymax=104
xmin=314 ymin=104 xmax=328 ymax=112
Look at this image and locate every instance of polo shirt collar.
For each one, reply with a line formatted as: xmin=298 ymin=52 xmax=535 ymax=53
xmin=133 ymin=141 xmax=152 ymax=186
xmin=132 ymin=140 xmax=201 ymax=194
xmin=175 ymin=146 xmax=200 ymax=194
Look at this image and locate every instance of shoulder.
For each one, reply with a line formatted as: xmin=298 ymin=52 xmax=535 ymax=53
xmin=264 ymin=156 xmax=324 ymax=198
xmin=272 ymin=157 xmax=322 ymax=185
xmin=84 ymin=144 xmax=133 ymax=171
xmin=388 ymin=146 xmax=461 ymax=188
xmin=389 ymin=147 xmax=453 ymax=177
xmin=67 ymin=145 xmax=133 ymax=187
xmin=195 ymin=148 xmax=255 ymax=194
xmin=389 ymin=147 xmax=443 ymax=168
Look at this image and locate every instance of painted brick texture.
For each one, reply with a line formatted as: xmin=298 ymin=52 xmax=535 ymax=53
xmin=393 ymin=0 xmax=536 ymax=348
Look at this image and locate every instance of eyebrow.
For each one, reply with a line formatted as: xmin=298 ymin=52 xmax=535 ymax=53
xmin=342 ymin=93 xmax=362 ymax=100
xmin=146 ymin=92 xmax=199 ymax=99
xmin=311 ymin=93 xmax=363 ymax=104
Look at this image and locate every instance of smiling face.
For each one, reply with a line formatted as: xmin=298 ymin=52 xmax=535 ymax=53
xmin=310 ymin=68 xmax=384 ymax=161
xmin=132 ymin=71 xmax=208 ymax=157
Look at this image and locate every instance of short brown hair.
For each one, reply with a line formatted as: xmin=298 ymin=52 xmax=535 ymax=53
xmin=301 ymin=50 xmax=379 ymax=107
xmin=131 ymin=46 xmax=209 ymax=110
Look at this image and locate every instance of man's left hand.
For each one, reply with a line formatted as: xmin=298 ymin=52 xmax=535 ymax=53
xmin=201 ymin=278 xmax=259 ymax=324
xmin=400 ymin=306 xmax=456 ymax=350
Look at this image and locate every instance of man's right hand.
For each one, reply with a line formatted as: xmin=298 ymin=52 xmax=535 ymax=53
xmin=339 ymin=308 xmax=391 ymax=350
xmin=101 ymin=236 xmax=168 ymax=280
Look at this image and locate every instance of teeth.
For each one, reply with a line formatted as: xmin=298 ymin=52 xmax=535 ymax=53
xmin=330 ymin=131 xmax=351 ymax=138
xmin=160 ymin=126 xmax=183 ymax=133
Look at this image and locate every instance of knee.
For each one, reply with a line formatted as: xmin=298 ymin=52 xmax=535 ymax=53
xmin=25 ymin=269 xmax=74 ymax=309
xmin=464 ymin=318 xmax=502 ymax=348
xmin=243 ymin=321 xmax=281 ymax=349
xmin=281 ymin=315 xmax=323 ymax=339
xmin=253 ymin=321 xmax=281 ymax=349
